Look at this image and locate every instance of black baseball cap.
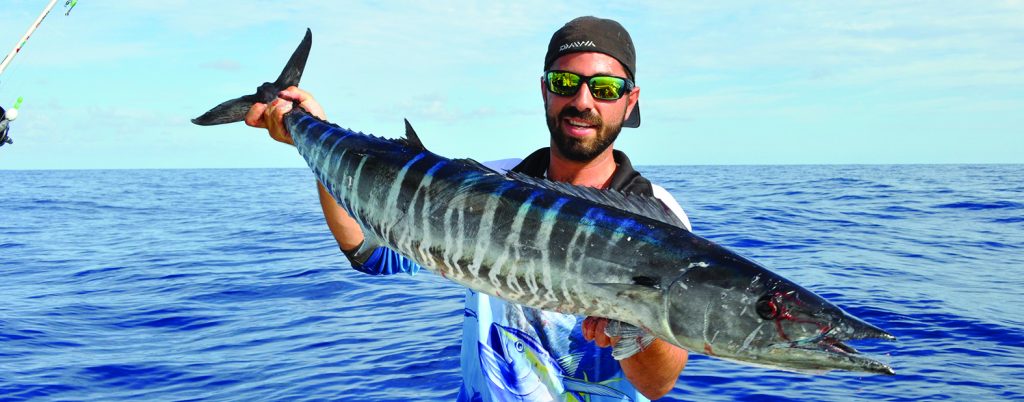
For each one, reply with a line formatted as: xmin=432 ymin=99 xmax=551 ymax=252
xmin=545 ymin=16 xmax=640 ymax=128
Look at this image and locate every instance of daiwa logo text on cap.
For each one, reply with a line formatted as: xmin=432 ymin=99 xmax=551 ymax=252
xmin=559 ymin=40 xmax=596 ymax=52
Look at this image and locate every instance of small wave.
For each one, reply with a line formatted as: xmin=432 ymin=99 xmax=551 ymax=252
xmin=281 ymin=267 xmax=333 ymax=279
xmin=843 ymin=210 xmax=903 ymax=221
xmin=72 ymin=266 xmax=125 ymax=279
xmin=79 ymin=364 xmax=188 ymax=389
xmin=882 ymin=205 xmax=927 ymax=214
xmin=131 ymin=315 xmax=225 ymax=331
xmin=0 ymin=383 xmax=81 ymax=400
xmin=934 ymin=200 xmax=1022 ymax=210
xmin=729 ymin=238 xmax=772 ymax=248
xmin=831 ymin=194 xmax=871 ymax=201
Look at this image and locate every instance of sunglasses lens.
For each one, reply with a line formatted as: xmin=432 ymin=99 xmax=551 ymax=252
xmin=546 ymin=71 xmax=632 ymax=100
xmin=546 ymin=71 xmax=581 ymax=96
xmin=588 ymin=76 xmax=628 ymax=100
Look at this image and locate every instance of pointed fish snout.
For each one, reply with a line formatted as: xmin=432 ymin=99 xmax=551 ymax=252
xmin=850 ymin=319 xmax=897 ymax=342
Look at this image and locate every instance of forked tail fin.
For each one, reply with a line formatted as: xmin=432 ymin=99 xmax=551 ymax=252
xmin=191 ymin=28 xmax=312 ymax=126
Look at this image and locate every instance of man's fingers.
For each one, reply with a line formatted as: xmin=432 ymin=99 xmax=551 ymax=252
xmin=280 ymin=86 xmax=326 ymax=119
xmin=583 ymin=317 xmax=623 ymax=348
xmin=594 ymin=318 xmax=611 ymax=347
xmin=582 ymin=317 xmax=596 ymax=340
xmin=245 ymin=103 xmax=268 ymax=128
xmin=262 ymin=98 xmax=295 ymax=144
xmin=272 ymin=98 xmax=294 ymax=118
xmin=583 ymin=317 xmax=626 ymax=348
xmin=245 ymin=97 xmax=297 ymax=146
xmin=279 ymin=86 xmax=306 ymax=101
xmin=280 ymin=86 xmax=315 ymax=104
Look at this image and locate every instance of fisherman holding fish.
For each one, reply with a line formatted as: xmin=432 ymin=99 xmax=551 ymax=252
xmin=247 ymin=17 xmax=688 ymax=401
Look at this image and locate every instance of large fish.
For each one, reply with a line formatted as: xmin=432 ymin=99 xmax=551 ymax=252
xmin=193 ymin=29 xmax=896 ymax=375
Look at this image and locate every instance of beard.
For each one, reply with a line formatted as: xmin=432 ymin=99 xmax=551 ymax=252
xmin=546 ymin=106 xmax=623 ymax=162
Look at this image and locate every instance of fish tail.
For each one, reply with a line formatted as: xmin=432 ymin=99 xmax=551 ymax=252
xmin=191 ymin=28 xmax=312 ymax=126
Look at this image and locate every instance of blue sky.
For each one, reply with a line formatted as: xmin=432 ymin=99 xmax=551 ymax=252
xmin=0 ymin=1 xmax=1021 ymax=169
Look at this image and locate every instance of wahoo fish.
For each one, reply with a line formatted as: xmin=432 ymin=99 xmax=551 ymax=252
xmin=193 ymin=29 xmax=896 ymax=375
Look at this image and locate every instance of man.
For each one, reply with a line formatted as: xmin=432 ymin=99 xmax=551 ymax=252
xmin=247 ymin=16 xmax=689 ymax=401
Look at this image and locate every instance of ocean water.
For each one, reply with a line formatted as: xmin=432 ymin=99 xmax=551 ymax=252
xmin=1 ymin=165 xmax=1021 ymax=401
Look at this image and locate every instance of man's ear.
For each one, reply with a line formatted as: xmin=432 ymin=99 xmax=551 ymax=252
xmin=540 ymin=77 xmax=548 ymax=106
xmin=624 ymin=86 xmax=640 ymax=120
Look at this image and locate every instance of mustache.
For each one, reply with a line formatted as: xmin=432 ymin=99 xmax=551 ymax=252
xmin=558 ymin=107 xmax=602 ymax=126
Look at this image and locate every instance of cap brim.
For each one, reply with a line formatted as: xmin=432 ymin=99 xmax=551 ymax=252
xmin=624 ymin=101 xmax=640 ymax=128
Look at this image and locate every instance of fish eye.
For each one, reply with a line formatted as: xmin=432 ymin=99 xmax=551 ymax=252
xmin=756 ymin=295 xmax=780 ymax=320
xmin=514 ymin=341 xmax=525 ymax=353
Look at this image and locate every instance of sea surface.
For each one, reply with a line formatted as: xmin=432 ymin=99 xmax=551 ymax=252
xmin=1 ymin=165 xmax=1022 ymax=401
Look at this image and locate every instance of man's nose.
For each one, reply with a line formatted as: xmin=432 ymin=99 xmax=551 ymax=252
xmin=567 ymin=82 xmax=596 ymax=111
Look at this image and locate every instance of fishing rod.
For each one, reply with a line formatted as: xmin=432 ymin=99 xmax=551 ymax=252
xmin=1 ymin=0 xmax=78 ymax=150
xmin=0 ymin=0 xmax=60 ymax=76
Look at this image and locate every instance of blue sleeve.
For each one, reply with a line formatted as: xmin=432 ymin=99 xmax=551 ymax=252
xmin=349 ymin=247 xmax=422 ymax=276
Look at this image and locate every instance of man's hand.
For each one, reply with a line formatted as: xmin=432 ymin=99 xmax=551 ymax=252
xmin=582 ymin=316 xmax=621 ymax=348
xmin=585 ymin=317 xmax=658 ymax=360
xmin=244 ymin=86 xmax=326 ymax=145
xmin=582 ymin=316 xmax=687 ymax=400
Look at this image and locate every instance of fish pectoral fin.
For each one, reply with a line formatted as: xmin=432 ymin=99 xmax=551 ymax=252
xmin=590 ymin=283 xmax=663 ymax=304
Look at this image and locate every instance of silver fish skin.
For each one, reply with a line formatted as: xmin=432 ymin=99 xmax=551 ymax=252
xmin=193 ymin=29 xmax=896 ymax=375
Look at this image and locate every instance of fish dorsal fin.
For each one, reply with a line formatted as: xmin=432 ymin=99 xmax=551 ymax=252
xmin=397 ymin=118 xmax=426 ymax=150
xmin=506 ymin=171 xmax=687 ymax=229
xmin=454 ymin=157 xmax=500 ymax=175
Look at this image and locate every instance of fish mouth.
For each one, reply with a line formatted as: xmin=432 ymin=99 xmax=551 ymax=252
xmin=784 ymin=326 xmax=897 ymax=375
